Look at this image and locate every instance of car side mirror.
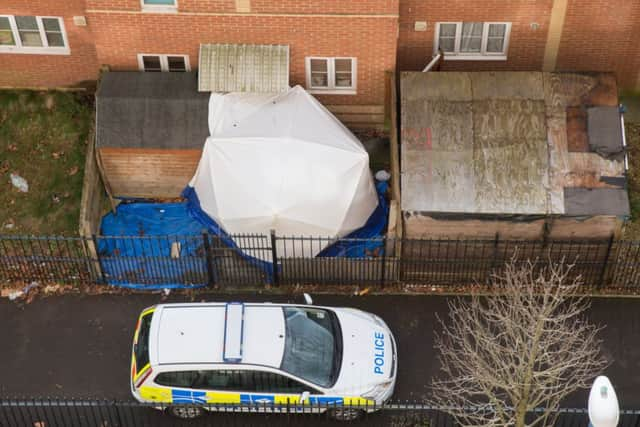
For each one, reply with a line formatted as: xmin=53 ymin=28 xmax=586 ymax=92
xmin=303 ymin=293 xmax=313 ymax=305
xmin=300 ymin=391 xmax=310 ymax=403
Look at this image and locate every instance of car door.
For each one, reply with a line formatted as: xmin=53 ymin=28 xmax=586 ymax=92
xmin=199 ymin=368 xmax=324 ymax=413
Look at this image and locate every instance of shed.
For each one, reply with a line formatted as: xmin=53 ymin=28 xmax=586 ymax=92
xmin=400 ymin=71 xmax=629 ymax=240
xmin=96 ymin=72 xmax=209 ymax=198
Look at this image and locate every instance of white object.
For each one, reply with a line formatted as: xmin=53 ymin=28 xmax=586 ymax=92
xmin=588 ymin=376 xmax=619 ymax=427
xmin=414 ymin=21 xmax=427 ymax=31
xmin=303 ymin=293 xmax=313 ymax=305
xmin=375 ymin=170 xmax=391 ymax=182
xmin=131 ymin=302 xmax=397 ymax=415
xmin=10 ymin=173 xmax=28 ymax=192
xmin=189 ymin=86 xmax=378 ymax=260
xmin=72 ymin=16 xmax=87 ymax=26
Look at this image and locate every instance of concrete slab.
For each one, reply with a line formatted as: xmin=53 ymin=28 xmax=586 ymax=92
xmin=401 ymin=72 xmax=472 ymax=102
xmin=470 ymin=72 xmax=544 ymax=100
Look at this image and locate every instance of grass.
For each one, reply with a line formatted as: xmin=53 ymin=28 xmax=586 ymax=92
xmin=0 ymin=90 xmax=93 ymax=236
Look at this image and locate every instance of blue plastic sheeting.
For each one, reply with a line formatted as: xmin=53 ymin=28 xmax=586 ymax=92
xmin=98 ymin=203 xmax=208 ymax=289
xmin=182 ymin=185 xmax=275 ymax=277
xmin=99 ymin=182 xmax=388 ymax=288
xmin=318 ymin=181 xmax=389 ymax=257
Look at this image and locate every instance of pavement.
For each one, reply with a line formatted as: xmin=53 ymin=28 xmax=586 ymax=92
xmin=0 ymin=293 xmax=639 ymax=410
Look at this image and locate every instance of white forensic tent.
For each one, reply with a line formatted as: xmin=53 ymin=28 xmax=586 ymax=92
xmin=188 ymin=85 xmax=378 ymax=260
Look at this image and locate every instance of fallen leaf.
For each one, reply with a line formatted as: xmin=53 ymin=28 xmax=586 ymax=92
xmin=7 ymin=144 xmax=17 ymax=152
xmin=67 ymin=166 xmax=79 ymax=176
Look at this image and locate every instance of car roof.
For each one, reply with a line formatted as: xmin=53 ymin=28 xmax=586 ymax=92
xmin=149 ymin=303 xmax=286 ymax=369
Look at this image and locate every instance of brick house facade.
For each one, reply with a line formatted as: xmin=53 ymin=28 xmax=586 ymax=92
xmin=398 ymin=0 xmax=640 ymax=91
xmin=0 ymin=0 xmax=98 ymax=88
xmin=1 ymin=0 xmax=638 ymax=97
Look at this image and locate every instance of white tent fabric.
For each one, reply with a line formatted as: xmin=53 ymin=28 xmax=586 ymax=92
xmin=189 ymin=85 xmax=378 ymax=260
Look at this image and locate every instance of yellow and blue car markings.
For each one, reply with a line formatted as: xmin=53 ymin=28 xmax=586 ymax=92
xmin=138 ymin=384 xmax=374 ymax=407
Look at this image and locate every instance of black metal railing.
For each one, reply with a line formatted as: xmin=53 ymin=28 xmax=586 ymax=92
xmin=2 ymin=233 xmax=640 ymax=292
xmin=1 ymin=399 xmax=639 ymax=427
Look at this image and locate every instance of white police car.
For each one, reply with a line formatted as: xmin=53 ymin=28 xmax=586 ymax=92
xmin=130 ymin=300 xmax=397 ymax=421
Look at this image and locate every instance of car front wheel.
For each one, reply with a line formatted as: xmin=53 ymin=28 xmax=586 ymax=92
xmin=328 ymin=407 xmax=364 ymax=421
xmin=167 ymin=405 xmax=205 ymax=419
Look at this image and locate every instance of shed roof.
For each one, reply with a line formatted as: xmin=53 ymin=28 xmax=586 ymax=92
xmin=198 ymin=44 xmax=290 ymax=92
xmin=400 ymin=71 xmax=629 ymax=218
xmin=96 ymin=72 xmax=209 ymax=150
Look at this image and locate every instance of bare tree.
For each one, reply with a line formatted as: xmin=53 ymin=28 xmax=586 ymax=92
xmin=431 ymin=259 xmax=608 ymax=427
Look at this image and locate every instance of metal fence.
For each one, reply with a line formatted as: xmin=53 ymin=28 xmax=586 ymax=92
xmin=2 ymin=233 xmax=640 ymax=292
xmin=1 ymin=399 xmax=639 ymax=427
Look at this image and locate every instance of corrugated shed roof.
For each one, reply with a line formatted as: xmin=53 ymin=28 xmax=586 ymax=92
xmin=198 ymin=44 xmax=290 ymax=92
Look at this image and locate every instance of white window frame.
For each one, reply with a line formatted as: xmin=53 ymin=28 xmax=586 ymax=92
xmin=434 ymin=22 xmax=511 ymax=61
xmin=140 ymin=0 xmax=178 ymax=13
xmin=0 ymin=15 xmax=69 ymax=55
xmin=137 ymin=54 xmax=190 ymax=72
xmin=305 ymin=57 xmax=357 ymax=95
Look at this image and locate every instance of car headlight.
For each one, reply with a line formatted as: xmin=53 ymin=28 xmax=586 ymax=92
xmin=361 ymin=380 xmax=393 ymax=402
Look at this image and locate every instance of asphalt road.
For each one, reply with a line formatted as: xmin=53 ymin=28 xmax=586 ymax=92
xmin=0 ymin=293 xmax=639 ymax=409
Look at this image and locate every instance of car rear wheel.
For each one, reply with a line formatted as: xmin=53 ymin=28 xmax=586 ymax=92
xmin=167 ymin=405 xmax=205 ymax=419
xmin=328 ymin=407 xmax=364 ymax=421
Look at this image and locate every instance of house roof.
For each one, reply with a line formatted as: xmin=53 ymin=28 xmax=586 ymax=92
xmin=96 ymin=71 xmax=209 ymax=149
xmin=198 ymin=44 xmax=290 ymax=92
xmin=400 ymin=71 xmax=629 ymax=218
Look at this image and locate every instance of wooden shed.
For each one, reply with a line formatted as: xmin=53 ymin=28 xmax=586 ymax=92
xmin=400 ymin=71 xmax=630 ymax=240
xmin=95 ymin=71 xmax=209 ymax=198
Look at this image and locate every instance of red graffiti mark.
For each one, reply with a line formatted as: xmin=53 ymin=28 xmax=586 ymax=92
xmin=425 ymin=127 xmax=432 ymax=150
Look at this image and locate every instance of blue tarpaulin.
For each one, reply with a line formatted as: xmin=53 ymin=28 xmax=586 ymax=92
xmin=99 ymin=182 xmax=388 ymax=288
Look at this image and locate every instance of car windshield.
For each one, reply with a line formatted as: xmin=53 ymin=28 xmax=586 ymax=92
xmin=280 ymin=307 xmax=342 ymax=388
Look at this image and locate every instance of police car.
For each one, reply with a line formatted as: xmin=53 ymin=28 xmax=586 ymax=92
xmin=130 ymin=299 xmax=397 ymax=421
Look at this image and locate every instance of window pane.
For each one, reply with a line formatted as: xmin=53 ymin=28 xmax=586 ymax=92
xmin=0 ymin=31 xmax=14 ymax=45
xmin=142 ymin=56 xmax=162 ymax=72
xmin=310 ymin=59 xmax=327 ymax=73
xmin=438 ymin=37 xmax=455 ymax=52
xmin=42 ymin=18 xmax=61 ymax=32
xmin=462 ymin=22 xmax=483 ymax=36
xmin=335 ymin=73 xmax=352 ymax=87
xmin=167 ymin=56 xmax=186 ymax=72
xmin=19 ymin=31 xmax=43 ymax=47
xmin=439 ymin=23 xmax=457 ymax=37
xmin=16 ymin=16 xmax=42 ymax=47
xmin=15 ymin=16 xmax=38 ymax=30
xmin=0 ymin=18 xmax=14 ymax=46
xmin=46 ymin=32 xmax=64 ymax=47
xmin=311 ymin=73 xmax=328 ymax=87
xmin=0 ymin=17 xmax=11 ymax=30
xmin=155 ymin=371 xmax=199 ymax=388
xmin=488 ymin=23 xmax=506 ymax=37
xmin=460 ymin=22 xmax=482 ymax=53
xmin=334 ymin=59 xmax=351 ymax=72
xmin=487 ymin=37 xmax=504 ymax=53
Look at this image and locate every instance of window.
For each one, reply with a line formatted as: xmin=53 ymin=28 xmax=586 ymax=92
xmin=155 ymin=370 xmax=313 ymax=394
xmin=281 ymin=307 xmax=342 ymax=388
xmin=0 ymin=15 xmax=69 ymax=54
xmin=305 ymin=57 xmax=357 ymax=94
xmin=141 ymin=0 xmax=177 ymax=12
xmin=133 ymin=311 xmax=153 ymax=373
xmin=435 ymin=22 xmax=510 ymax=60
xmin=137 ymin=54 xmax=189 ymax=72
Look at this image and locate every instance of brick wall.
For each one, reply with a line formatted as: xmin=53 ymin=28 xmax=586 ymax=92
xmin=0 ymin=0 xmax=99 ymax=88
xmin=87 ymin=12 xmax=397 ymax=105
xmin=398 ymin=0 xmax=553 ymax=72
xmin=556 ymin=0 xmax=640 ymax=90
xmin=85 ymin=0 xmax=397 ymax=15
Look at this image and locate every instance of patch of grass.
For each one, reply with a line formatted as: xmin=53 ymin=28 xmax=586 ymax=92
xmin=0 ymin=90 xmax=93 ymax=235
xmin=623 ymin=120 xmax=640 ymax=239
